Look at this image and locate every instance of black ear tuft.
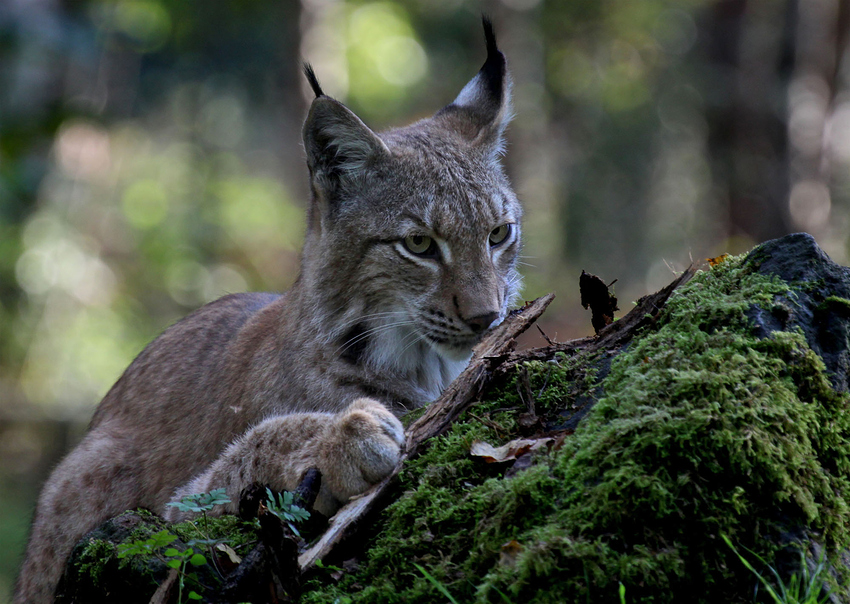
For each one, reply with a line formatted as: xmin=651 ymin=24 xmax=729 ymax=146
xmin=303 ymin=63 xmax=325 ymax=98
xmin=433 ymin=16 xmax=511 ymax=156
xmin=482 ymin=15 xmax=498 ymax=58
xmin=478 ymin=15 xmax=506 ymax=102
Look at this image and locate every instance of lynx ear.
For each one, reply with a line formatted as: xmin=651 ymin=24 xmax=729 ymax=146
xmin=302 ymin=67 xmax=389 ymax=191
xmin=435 ymin=17 xmax=512 ymax=157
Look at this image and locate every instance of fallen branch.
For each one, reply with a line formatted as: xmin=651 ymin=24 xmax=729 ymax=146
xmin=405 ymin=293 xmax=556 ymax=455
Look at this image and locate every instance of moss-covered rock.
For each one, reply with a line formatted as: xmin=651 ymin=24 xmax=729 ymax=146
xmin=302 ymin=233 xmax=850 ymax=603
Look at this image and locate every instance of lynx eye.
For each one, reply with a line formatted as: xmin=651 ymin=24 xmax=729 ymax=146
xmin=489 ymin=224 xmax=512 ymax=247
xmin=403 ymin=234 xmax=437 ymax=257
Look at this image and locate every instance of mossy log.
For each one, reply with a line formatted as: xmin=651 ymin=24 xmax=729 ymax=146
xmin=58 ymin=233 xmax=850 ymax=603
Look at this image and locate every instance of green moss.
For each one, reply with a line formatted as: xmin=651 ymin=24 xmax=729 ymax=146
xmin=506 ymin=351 xmax=602 ymax=419
xmin=74 ymin=538 xmax=115 ymax=584
xmin=302 ymin=255 xmax=850 ymax=603
xmin=822 ymin=296 xmax=850 ymax=318
xmin=170 ymin=513 xmax=258 ymax=554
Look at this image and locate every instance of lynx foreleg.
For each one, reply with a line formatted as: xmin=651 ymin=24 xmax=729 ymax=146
xmin=164 ymin=398 xmax=404 ymax=521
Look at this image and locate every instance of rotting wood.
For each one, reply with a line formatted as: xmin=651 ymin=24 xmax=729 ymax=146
xmin=221 ymin=470 xmax=323 ymax=602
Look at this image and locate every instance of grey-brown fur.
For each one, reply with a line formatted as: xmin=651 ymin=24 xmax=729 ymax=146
xmin=14 ymin=18 xmax=521 ymax=603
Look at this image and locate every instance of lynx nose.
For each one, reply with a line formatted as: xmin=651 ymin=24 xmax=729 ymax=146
xmin=465 ymin=311 xmax=499 ymax=334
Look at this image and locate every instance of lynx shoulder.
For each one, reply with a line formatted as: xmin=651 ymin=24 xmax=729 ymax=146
xmin=15 ymin=19 xmax=521 ymax=603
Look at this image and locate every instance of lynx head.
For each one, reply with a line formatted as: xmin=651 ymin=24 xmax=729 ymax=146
xmin=299 ymin=19 xmax=521 ymax=401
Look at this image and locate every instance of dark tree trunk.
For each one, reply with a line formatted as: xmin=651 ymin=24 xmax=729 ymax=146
xmin=702 ymin=0 xmax=795 ymax=243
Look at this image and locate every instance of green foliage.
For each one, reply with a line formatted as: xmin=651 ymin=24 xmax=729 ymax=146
xmin=302 ymin=256 xmax=850 ymax=603
xmin=722 ymin=534 xmax=833 ymax=604
xmin=117 ymin=530 xmax=206 ymax=602
xmin=167 ymin=488 xmax=231 ymax=542
xmin=265 ymin=487 xmax=310 ymax=537
xmin=162 ymin=546 xmax=208 ymax=602
xmin=116 ymin=529 xmax=178 ymax=559
xmin=167 ymin=489 xmax=231 ymax=515
xmin=116 ymin=490 xmax=233 ymax=602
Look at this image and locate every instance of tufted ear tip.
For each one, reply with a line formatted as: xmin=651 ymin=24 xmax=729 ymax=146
xmin=433 ymin=17 xmax=512 ymax=156
xmin=481 ymin=16 xmax=498 ymax=65
xmin=303 ymin=63 xmax=325 ymax=98
xmin=453 ymin=16 xmax=507 ymax=110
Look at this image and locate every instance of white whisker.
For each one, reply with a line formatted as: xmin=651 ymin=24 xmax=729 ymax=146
xmin=398 ymin=331 xmax=424 ymax=356
xmin=333 ymin=310 xmax=409 ymax=331
xmin=337 ymin=320 xmax=418 ymax=354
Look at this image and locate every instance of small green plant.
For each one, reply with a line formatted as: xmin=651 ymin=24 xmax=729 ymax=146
xmin=722 ymin=534 xmax=832 ymax=604
xmin=166 ymin=488 xmax=231 ymax=541
xmin=264 ymin=487 xmax=310 ymax=537
xmin=413 ymin=563 xmax=460 ymax=604
xmin=118 ymin=490 xmax=233 ymax=603
xmin=162 ymin=546 xmax=208 ymax=602
xmin=117 ymin=530 xmax=207 ymax=602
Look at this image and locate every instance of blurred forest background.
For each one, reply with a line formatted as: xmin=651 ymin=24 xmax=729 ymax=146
xmin=1 ymin=0 xmax=849 ymax=598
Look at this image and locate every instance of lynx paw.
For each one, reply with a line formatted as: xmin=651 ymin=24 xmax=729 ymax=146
xmin=319 ymin=398 xmax=404 ymax=511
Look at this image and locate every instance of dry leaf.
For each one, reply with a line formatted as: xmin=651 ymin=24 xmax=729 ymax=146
xmin=499 ymin=539 xmax=524 ymax=566
xmin=580 ymin=270 xmax=619 ymax=334
xmin=707 ymin=254 xmax=729 ymax=267
xmin=470 ymin=437 xmax=553 ymax=463
xmin=215 ymin=543 xmax=242 ymax=565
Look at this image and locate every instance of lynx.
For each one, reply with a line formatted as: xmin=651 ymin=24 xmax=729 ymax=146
xmin=15 ymin=19 xmax=521 ymax=603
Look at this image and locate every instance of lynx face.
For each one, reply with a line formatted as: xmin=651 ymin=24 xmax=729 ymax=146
xmin=315 ymin=132 xmax=522 ymax=370
xmin=355 ymin=142 xmax=522 ymax=362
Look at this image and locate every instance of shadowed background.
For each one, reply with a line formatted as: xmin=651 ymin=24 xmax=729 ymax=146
xmin=1 ymin=0 xmax=849 ymax=598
